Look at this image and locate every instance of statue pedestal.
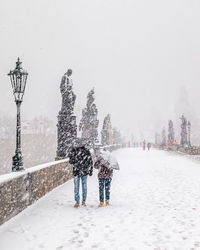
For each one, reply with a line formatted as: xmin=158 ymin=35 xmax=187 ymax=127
xmin=57 ymin=112 xmax=77 ymax=158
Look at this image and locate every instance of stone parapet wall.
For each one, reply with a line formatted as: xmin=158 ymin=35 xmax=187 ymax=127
xmin=0 ymin=159 xmax=73 ymax=225
xmin=175 ymin=146 xmax=200 ymax=155
xmin=153 ymin=144 xmax=200 ymax=156
xmin=102 ymin=144 xmax=122 ymax=152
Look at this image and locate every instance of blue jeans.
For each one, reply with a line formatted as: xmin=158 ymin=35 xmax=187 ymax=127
xmin=99 ymin=178 xmax=112 ymax=202
xmin=74 ymin=176 xmax=87 ymax=203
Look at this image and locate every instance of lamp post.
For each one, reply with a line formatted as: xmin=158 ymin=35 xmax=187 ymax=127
xmin=188 ymin=121 xmax=191 ymax=147
xmin=8 ymin=58 xmax=28 ymax=171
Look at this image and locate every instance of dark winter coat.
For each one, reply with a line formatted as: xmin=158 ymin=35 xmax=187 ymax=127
xmin=68 ymin=146 xmax=93 ymax=177
xmin=94 ymin=160 xmax=113 ymax=179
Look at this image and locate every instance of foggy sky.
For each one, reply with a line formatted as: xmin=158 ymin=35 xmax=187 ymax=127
xmin=1 ymin=0 xmax=200 ymax=141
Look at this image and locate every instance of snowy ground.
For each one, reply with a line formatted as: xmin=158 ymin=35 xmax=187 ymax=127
xmin=1 ymin=148 xmax=200 ymax=250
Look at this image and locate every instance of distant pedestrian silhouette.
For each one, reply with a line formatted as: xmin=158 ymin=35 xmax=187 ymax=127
xmin=143 ymin=140 xmax=146 ymax=150
xmin=147 ymin=142 xmax=151 ymax=150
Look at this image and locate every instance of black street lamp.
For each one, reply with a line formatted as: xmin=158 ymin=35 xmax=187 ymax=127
xmin=8 ymin=58 xmax=28 ymax=171
xmin=188 ymin=121 xmax=191 ymax=147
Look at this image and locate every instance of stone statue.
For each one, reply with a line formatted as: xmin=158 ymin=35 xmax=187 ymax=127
xmin=56 ymin=69 xmax=77 ymax=158
xmin=180 ymin=114 xmax=187 ymax=146
xmin=162 ymin=127 xmax=166 ymax=147
xmin=168 ymin=120 xmax=175 ymax=144
xmin=60 ymin=69 xmax=76 ymax=115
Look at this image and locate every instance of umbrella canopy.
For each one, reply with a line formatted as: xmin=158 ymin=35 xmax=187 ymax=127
xmin=97 ymin=150 xmax=120 ymax=170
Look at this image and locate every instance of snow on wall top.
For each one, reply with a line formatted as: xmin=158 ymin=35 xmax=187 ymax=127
xmin=0 ymin=158 xmax=69 ymax=185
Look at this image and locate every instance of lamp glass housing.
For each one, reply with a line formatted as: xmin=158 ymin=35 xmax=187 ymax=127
xmin=8 ymin=58 xmax=28 ymax=102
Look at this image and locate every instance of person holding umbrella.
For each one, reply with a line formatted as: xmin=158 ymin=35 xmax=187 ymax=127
xmin=94 ymin=148 xmax=119 ymax=207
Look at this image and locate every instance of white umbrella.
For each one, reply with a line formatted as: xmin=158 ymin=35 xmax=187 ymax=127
xmin=97 ymin=150 xmax=120 ymax=170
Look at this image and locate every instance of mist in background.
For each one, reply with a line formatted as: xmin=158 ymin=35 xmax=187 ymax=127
xmin=1 ymin=0 xmax=200 ymax=172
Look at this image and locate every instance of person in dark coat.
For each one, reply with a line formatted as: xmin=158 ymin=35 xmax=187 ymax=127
xmin=143 ymin=140 xmax=146 ymax=150
xmin=68 ymin=139 xmax=93 ymax=208
xmin=147 ymin=142 xmax=151 ymax=150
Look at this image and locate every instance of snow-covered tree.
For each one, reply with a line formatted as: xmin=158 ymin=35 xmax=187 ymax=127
xmin=79 ymin=88 xmax=99 ymax=147
xmin=112 ymin=127 xmax=122 ymax=145
xmin=168 ymin=120 xmax=174 ymax=144
xmin=101 ymin=114 xmax=113 ymax=146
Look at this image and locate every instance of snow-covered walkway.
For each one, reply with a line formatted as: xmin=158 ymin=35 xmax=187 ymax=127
xmin=1 ymin=148 xmax=200 ymax=250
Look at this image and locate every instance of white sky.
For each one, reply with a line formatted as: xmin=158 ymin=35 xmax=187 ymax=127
xmin=1 ymin=0 xmax=200 ymax=140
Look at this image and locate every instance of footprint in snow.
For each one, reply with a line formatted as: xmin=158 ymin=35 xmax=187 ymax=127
xmin=38 ymin=243 xmax=45 ymax=248
xmin=76 ymin=243 xmax=83 ymax=248
xmin=83 ymin=232 xmax=89 ymax=238
xmin=56 ymin=246 xmax=63 ymax=249
xmin=91 ymin=244 xmax=98 ymax=248
xmin=33 ymin=234 xmax=37 ymax=239
xmin=73 ymin=229 xmax=79 ymax=234
xmin=194 ymin=241 xmax=200 ymax=247
xmin=69 ymin=236 xmax=78 ymax=244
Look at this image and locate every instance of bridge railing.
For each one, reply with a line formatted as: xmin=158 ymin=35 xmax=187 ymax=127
xmin=153 ymin=143 xmax=200 ymax=155
xmin=0 ymin=159 xmax=73 ymax=225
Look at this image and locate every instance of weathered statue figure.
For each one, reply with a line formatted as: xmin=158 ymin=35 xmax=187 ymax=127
xmin=162 ymin=127 xmax=166 ymax=147
xmin=60 ymin=69 xmax=76 ymax=115
xmin=168 ymin=120 xmax=175 ymax=144
xmin=57 ymin=69 xmax=77 ymax=158
xmin=180 ymin=114 xmax=187 ymax=146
